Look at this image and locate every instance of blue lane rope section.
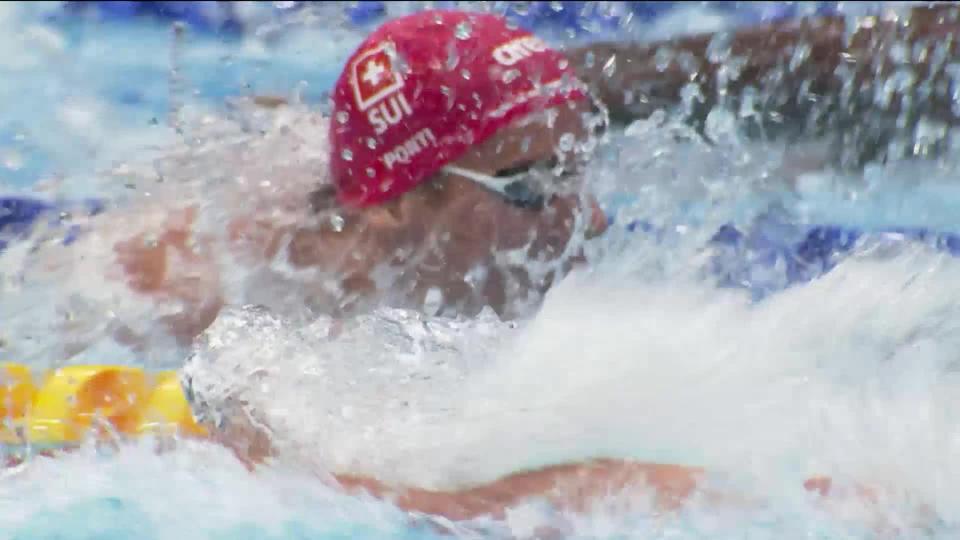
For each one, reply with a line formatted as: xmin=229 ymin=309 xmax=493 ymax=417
xmin=0 ymin=197 xmax=104 ymax=253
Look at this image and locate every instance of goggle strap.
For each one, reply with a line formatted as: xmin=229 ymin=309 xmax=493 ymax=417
xmin=442 ymin=166 xmax=509 ymax=193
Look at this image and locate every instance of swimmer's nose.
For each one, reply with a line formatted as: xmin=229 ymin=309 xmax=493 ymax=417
xmin=585 ymin=195 xmax=608 ymax=239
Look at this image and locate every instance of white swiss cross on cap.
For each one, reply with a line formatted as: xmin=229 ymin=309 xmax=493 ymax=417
xmin=349 ymin=42 xmax=405 ymax=112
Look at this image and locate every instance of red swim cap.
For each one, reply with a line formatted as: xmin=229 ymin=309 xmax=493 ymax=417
xmin=329 ymin=9 xmax=586 ymax=208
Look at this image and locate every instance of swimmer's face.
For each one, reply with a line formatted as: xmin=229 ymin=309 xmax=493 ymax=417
xmin=290 ymin=101 xmax=606 ymax=318
xmin=397 ymin=101 xmax=607 ymax=316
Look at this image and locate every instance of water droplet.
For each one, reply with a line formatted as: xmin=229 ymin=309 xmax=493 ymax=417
xmin=520 ymin=136 xmax=532 ymax=154
xmin=341 ymin=149 xmax=353 ymax=161
xmin=461 ymin=69 xmax=471 ymax=80
xmin=366 ymin=167 xmax=376 ymax=177
xmin=550 ymin=1 xmax=564 ymax=12
xmin=2 ymin=151 xmax=23 ymax=171
xmin=602 ymin=54 xmax=617 ymax=78
xmin=654 ymin=47 xmax=674 ymax=72
xmin=557 ymin=59 xmax=569 ymax=70
xmin=423 ymin=287 xmax=444 ymax=315
xmin=392 ymin=53 xmax=410 ymax=76
xmin=706 ymin=32 xmax=733 ymax=64
xmin=329 ymin=214 xmax=345 ymax=232
xmin=336 ymin=111 xmax=349 ymax=124
xmin=889 ymin=42 xmax=909 ymax=64
xmin=502 ymin=69 xmax=520 ymax=84
xmin=380 ymin=179 xmax=393 ymax=192
xmin=789 ymin=43 xmax=811 ymax=72
xmin=366 ymin=138 xmax=377 ymax=149
xmin=273 ymin=1 xmax=296 ymax=8
xmin=584 ymin=51 xmax=595 ymax=69
xmin=454 ymin=21 xmax=472 ymax=40
xmin=446 ymin=43 xmax=460 ymax=71
xmin=558 ymin=133 xmax=576 ymax=152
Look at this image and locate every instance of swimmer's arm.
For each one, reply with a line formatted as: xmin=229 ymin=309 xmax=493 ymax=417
xmin=334 ymin=460 xmax=707 ymax=521
xmin=335 ymin=461 xmax=885 ymax=522
xmin=113 ymin=205 xmax=311 ymax=344
xmin=571 ymin=5 xmax=960 ymax=138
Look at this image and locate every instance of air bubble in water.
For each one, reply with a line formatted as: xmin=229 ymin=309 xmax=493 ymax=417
xmin=341 ymin=149 xmax=353 ymax=161
xmin=461 ymin=69 xmax=471 ymax=80
xmin=550 ymin=1 xmax=564 ymax=12
xmin=366 ymin=138 xmax=377 ymax=149
xmin=454 ymin=21 xmax=472 ymax=40
xmin=336 ymin=111 xmax=349 ymax=124
xmin=583 ymin=51 xmax=595 ymax=69
xmin=558 ymin=133 xmax=576 ymax=153
xmin=366 ymin=167 xmax=376 ymax=177
xmin=273 ymin=1 xmax=296 ymax=8
xmin=557 ymin=59 xmax=569 ymax=70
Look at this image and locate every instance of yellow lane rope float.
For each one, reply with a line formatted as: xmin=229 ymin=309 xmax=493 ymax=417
xmin=0 ymin=363 xmax=206 ymax=447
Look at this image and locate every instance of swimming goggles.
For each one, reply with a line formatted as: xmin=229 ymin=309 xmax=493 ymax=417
xmin=443 ymin=159 xmax=585 ymax=211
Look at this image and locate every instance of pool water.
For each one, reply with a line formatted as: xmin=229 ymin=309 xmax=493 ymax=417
xmin=4 ymin=2 xmax=960 ymax=539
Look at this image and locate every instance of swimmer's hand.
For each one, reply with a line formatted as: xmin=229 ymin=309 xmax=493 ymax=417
xmin=113 ymin=207 xmax=223 ymax=345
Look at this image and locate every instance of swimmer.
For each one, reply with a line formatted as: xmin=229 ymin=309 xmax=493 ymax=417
xmin=8 ymin=3 xmax=959 ymax=526
xmin=166 ymin=5 xmax=960 ymax=525
xmin=103 ymin=3 xmax=960 ymax=348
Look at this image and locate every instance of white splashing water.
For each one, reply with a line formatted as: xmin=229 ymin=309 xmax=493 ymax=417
xmin=4 ymin=2 xmax=960 ymax=539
